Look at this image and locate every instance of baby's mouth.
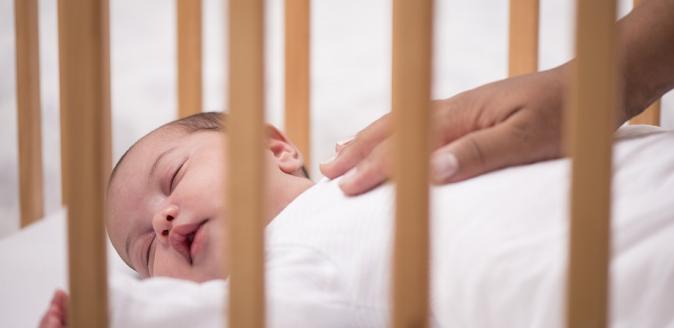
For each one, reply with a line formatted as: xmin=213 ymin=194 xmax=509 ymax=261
xmin=169 ymin=220 xmax=208 ymax=265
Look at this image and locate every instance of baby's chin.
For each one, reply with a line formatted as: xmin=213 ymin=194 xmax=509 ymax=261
xmin=143 ymin=260 xmax=227 ymax=283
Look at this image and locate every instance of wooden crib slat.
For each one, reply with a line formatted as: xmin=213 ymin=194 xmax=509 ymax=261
xmin=14 ymin=0 xmax=44 ymax=227
xmin=391 ymin=0 xmax=433 ymax=327
xmin=284 ymin=0 xmax=311 ymax=168
xmin=228 ymin=0 xmax=266 ymax=327
xmin=566 ymin=0 xmax=617 ymax=327
xmin=628 ymin=0 xmax=661 ymax=126
xmin=58 ymin=0 xmax=111 ymax=326
xmin=177 ymin=0 xmax=203 ymax=118
xmin=508 ymin=0 xmax=539 ymax=77
xmin=630 ymin=100 xmax=661 ymax=125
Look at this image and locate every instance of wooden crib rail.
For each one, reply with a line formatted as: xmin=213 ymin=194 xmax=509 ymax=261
xmin=566 ymin=0 xmax=617 ymax=327
xmin=284 ymin=0 xmax=311 ymax=168
xmin=58 ymin=0 xmax=112 ymax=326
xmin=630 ymin=98 xmax=661 ymax=125
xmin=227 ymin=0 xmax=266 ymax=327
xmin=177 ymin=0 xmax=203 ymax=118
xmin=14 ymin=0 xmax=44 ymax=227
xmin=508 ymin=0 xmax=539 ymax=77
xmin=391 ymin=0 xmax=433 ymax=327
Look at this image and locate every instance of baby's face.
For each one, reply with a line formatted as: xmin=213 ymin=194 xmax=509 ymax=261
xmin=107 ymin=128 xmax=229 ymax=282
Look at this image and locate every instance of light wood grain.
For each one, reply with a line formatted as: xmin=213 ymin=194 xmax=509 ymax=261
xmin=284 ymin=0 xmax=311 ymax=168
xmin=391 ymin=0 xmax=433 ymax=327
xmin=58 ymin=0 xmax=111 ymax=326
xmin=177 ymin=0 xmax=203 ymax=118
xmin=228 ymin=0 xmax=266 ymax=327
xmin=629 ymin=100 xmax=661 ymax=125
xmin=565 ymin=0 xmax=617 ymax=327
xmin=508 ymin=0 xmax=539 ymax=76
xmin=14 ymin=0 xmax=44 ymax=227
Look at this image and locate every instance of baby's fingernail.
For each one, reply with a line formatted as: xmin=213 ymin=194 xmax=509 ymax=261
xmin=431 ymin=152 xmax=459 ymax=182
xmin=339 ymin=167 xmax=358 ymax=187
xmin=335 ymin=136 xmax=355 ymax=152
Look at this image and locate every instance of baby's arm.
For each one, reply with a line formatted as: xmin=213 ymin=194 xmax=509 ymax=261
xmin=39 ymin=290 xmax=68 ymax=328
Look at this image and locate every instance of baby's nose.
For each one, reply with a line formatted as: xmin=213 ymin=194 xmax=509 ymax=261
xmin=160 ymin=215 xmax=175 ymax=237
xmin=152 ymin=206 xmax=179 ymax=241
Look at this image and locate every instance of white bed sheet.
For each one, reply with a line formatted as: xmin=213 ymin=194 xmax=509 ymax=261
xmin=0 ymin=208 xmax=137 ymax=328
xmin=1 ymin=125 xmax=673 ymax=328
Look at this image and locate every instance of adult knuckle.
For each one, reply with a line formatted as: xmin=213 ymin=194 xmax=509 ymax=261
xmin=465 ymin=136 xmax=487 ymax=167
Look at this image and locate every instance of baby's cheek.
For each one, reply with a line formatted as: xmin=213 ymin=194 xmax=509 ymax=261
xmin=195 ymin=224 xmax=229 ymax=282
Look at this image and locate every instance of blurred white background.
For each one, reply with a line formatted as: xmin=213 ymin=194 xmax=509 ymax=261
xmin=1 ymin=0 xmax=671 ymax=238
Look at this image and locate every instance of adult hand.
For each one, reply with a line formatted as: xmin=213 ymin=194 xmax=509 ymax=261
xmin=320 ymin=65 xmax=571 ymax=196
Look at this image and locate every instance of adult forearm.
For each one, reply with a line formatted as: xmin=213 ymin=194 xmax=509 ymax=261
xmin=618 ymin=0 xmax=674 ymax=119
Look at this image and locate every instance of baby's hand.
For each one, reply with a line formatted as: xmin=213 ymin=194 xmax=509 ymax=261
xmin=39 ymin=290 xmax=68 ymax=328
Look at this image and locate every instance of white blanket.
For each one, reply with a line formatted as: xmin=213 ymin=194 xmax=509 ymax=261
xmin=1 ymin=125 xmax=673 ymax=327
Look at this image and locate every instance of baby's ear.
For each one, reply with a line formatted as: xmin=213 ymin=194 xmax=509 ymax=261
xmin=266 ymin=125 xmax=305 ymax=175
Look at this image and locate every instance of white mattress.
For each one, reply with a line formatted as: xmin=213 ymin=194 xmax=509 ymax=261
xmin=0 ymin=208 xmax=137 ymax=328
xmin=1 ymin=125 xmax=673 ymax=327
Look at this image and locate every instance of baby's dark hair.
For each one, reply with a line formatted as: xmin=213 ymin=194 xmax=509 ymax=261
xmin=109 ymin=111 xmax=309 ymax=184
xmin=171 ymin=111 xmax=227 ymax=133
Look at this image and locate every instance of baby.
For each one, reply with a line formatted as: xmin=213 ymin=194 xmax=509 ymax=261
xmin=40 ymin=112 xmax=316 ymax=327
xmin=105 ymin=111 xmax=314 ymax=282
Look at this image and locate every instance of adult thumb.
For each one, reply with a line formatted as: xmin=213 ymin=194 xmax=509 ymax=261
xmin=430 ymin=123 xmax=528 ymax=184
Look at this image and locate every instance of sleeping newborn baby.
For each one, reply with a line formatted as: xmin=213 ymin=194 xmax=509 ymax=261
xmin=39 ymin=112 xmax=674 ymax=328
xmin=40 ymin=112 xmax=320 ymax=327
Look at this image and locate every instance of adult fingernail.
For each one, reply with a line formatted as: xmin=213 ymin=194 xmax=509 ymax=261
xmin=320 ymin=154 xmax=337 ymax=165
xmin=339 ymin=167 xmax=358 ymax=187
xmin=335 ymin=136 xmax=355 ymax=152
xmin=431 ymin=152 xmax=459 ymax=182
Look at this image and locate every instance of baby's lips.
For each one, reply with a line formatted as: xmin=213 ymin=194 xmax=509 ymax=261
xmin=168 ymin=221 xmax=203 ymax=263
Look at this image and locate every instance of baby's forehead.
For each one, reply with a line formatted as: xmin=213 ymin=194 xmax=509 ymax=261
xmin=113 ymin=126 xmax=184 ymax=174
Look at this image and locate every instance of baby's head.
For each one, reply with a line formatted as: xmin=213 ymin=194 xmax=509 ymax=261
xmin=106 ymin=112 xmax=313 ymax=282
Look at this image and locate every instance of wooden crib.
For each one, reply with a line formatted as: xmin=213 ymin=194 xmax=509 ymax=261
xmin=12 ymin=0 xmax=662 ymax=327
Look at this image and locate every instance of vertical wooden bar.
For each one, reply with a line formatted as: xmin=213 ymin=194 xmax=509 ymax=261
xmin=177 ymin=0 xmax=203 ymax=118
xmin=58 ymin=0 xmax=111 ymax=326
xmin=565 ymin=0 xmax=617 ymax=327
xmin=628 ymin=0 xmax=660 ymax=126
xmin=14 ymin=0 xmax=44 ymax=227
xmin=629 ymin=100 xmax=660 ymax=125
xmin=508 ymin=0 xmax=539 ymax=76
xmin=58 ymin=4 xmax=68 ymax=207
xmin=227 ymin=0 xmax=265 ymax=327
xmin=391 ymin=0 xmax=433 ymax=327
xmin=284 ymin=0 xmax=311 ymax=168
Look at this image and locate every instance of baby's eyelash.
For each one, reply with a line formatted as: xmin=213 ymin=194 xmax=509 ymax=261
xmin=169 ymin=161 xmax=185 ymax=193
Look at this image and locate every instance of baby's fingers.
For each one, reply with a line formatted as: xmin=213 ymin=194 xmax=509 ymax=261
xmin=39 ymin=290 xmax=68 ymax=328
xmin=338 ymin=139 xmax=393 ymax=196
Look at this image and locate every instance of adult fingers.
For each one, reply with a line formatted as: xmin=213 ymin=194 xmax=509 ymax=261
xmin=320 ymin=114 xmax=392 ymax=179
xmin=337 ymin=138 xmax=393 ymax=196
xmin=430 ymin=118 xmax=549 ymax=184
